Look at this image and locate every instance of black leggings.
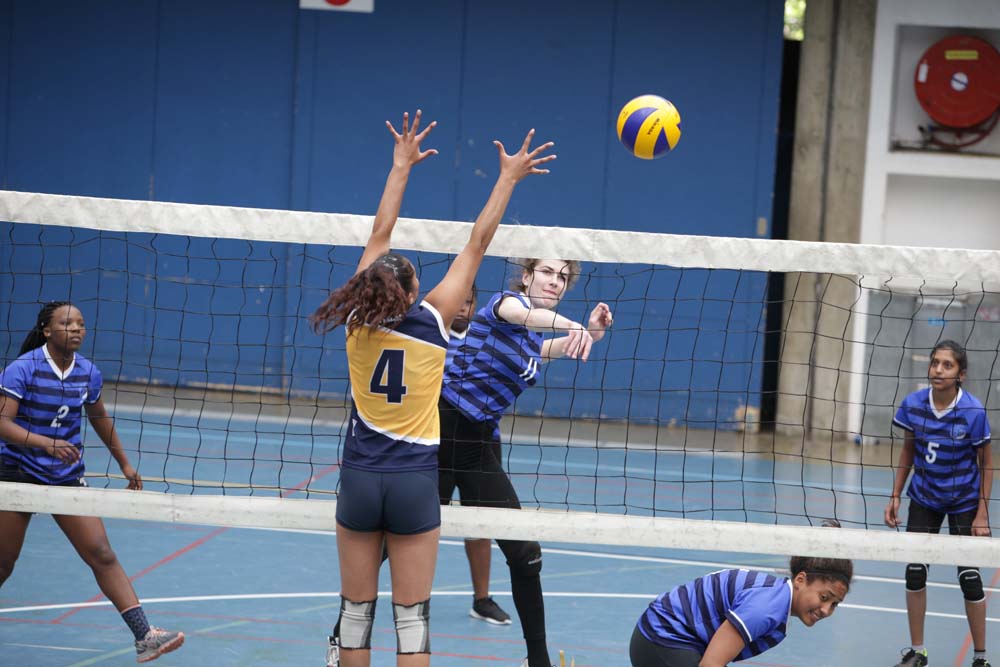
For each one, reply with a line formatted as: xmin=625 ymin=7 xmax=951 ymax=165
xmin=438 ymin=398 xmax=548 ymax=665
xmin=629 ymin=627 xmax=701 ymax=667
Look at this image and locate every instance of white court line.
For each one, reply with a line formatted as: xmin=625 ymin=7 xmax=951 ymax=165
xmin=227 ymin=528 xmax=998 ymax=595
xmin=2 ymin=642 xmax=103 ymax=652
xmin=1 ymin=591 xmax=997 ymax=624
xmin=100 ymin=419 xmax=887 ymax=493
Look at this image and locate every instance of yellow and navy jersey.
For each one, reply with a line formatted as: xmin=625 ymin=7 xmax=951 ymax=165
xmin=343 ymin=300 xmax=449 ymax=472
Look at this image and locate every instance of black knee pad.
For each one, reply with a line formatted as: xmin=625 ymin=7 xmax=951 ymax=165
xmin=507 ymin=541 xmax=543 ymax=579
xmin=958 ymin=568 xmax=985 ymax=602
xmin=905 ymin=563 xmax=927 ymax=592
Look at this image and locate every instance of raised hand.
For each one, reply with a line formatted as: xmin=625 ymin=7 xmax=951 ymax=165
xmin=588 ymin=303 xmax=613 ymax=342
xmin=494 ymin=129 xmax=556 ymax=183
xmin=386 ymin=109 xmax=438 ymax=168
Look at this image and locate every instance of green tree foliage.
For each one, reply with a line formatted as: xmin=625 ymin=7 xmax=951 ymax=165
xmin=785 ymin=0 xmax=806 ymax=41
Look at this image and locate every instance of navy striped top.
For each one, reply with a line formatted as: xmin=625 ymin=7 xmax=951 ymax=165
xmin=893 ymin=387 xmax=991 ymax=513
xmin=638 ymin=568 xmax=792 ymax=661
xmin=441 ymin=291 xmax=544 ymax=425
xmin=0 ymin=345 xmax=103 ymax=484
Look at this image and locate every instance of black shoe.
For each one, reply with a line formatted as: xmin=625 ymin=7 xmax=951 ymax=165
xmin=972 ymin=658 xmax=991 ymax=667
xmin=894 ymin=648 xmax=929 ymax=667
xmin=469 ymin=596 xmax=512 ymax=625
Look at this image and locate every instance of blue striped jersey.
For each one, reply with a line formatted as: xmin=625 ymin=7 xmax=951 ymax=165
xmin=343 ymin=301 xmax=448 ymax=472
xmin=445 ymin=327 xmax=467 ymax=371
xmin=638 ymin=568 xmax=791 ymax=661
xmin=441 ymin=291 xmax=543 ymax=424
xmin=893 ymin=387 xmax=991 ymax=513
xmin=0 ymin=345 xmax=103 ymax=484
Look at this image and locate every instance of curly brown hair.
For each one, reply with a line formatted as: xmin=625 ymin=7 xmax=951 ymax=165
xmin=310 ymin=253 xmax=416 ymax=336
xmin=508 ymin=258 xmax=582 ymax=293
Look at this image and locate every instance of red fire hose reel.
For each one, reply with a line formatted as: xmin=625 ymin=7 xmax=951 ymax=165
xmin=913 ymin=35 xmax=1000 ymax=149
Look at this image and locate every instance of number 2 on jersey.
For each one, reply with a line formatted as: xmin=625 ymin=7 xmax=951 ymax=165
xmin=50 ymin=404 xmax=70 ymax=428
xmin=370 ymin=349 xmax=408 ymax=404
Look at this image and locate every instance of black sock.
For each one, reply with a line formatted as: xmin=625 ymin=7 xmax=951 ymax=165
xmin=121 ymin=606 xmax=151 ymax=641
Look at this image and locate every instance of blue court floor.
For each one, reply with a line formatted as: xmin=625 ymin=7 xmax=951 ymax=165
xmin=0 ymin=517 xmax=997 ymax=667
xmin=0 ymin=397 xmax=997 ymax=666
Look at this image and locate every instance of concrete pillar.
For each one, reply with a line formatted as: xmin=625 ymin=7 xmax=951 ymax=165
xmin=777 ymin=0 xmax=876 ymax=440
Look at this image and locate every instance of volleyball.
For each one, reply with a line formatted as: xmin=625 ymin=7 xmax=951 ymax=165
xmin=616 ymin=95 xmax=681 ymax=159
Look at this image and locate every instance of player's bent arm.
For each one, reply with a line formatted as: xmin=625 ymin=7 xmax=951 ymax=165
xmin=541 ymin=330 xmax=592 ymax=362
xmin=0 ymin=394 xmax=78 ymax=463
xmin=976 ymin=442 xmax=993 ymax=525
xmin=699 ymin=621 xmax=746 ymax=667
xmin=0 ymin=394 xmax=51 ymax=450
xmin=85 ymin=398 xmax=131 ymax=471
xmin=496 ymin=297 xmax=578 ymax=333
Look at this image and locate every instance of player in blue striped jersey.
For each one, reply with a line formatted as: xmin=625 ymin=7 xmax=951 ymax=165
xmin=632 ymin=554 xmax=852 ymax=667
xmin=438 ymin=258 xmax=613 ymax=667
xmin=884 ymin=340 xmax=993 ymax=667
xmin=311 ymin=110 xmax=554 ymax=667
xmin=0 ymin=301 xmax=184 ymax=662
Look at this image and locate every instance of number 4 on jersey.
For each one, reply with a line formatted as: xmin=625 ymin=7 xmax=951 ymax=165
xmin=370 ymin=349 xmax=408 ymax=404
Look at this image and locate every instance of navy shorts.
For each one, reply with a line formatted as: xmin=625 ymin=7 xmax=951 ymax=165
xmin=0 ymin=462 xmax=86 ymax=487
xmin=336 ymin=466 xmax=440 ymax=535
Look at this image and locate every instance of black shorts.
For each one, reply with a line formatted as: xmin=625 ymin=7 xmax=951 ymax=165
xmin=0 ymin=462 xmax=86 ymax=487
xmin=335 ymin=466 xmax=440 ymax=535
xmin=629 ymin=626 xmax=701 ymax=667
xmin=437 ymin=398 xmax=519 ymax=509
xmin=906 ymin=499 xmax=979 ymax=574
xmin=906 ymin=498 xmax=976 ymax=536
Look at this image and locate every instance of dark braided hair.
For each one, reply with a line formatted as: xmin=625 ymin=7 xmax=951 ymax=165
xmin=20 ymin=301 xmax=73 ymax=356
xmin=310 ymin=253 xmax=416 ymax=336
xmin=789 ymin=555 xmax=853 ymax=591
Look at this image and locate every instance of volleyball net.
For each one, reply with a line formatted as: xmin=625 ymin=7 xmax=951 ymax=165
xmin=0 ymin=190 xmax=997 ymax=567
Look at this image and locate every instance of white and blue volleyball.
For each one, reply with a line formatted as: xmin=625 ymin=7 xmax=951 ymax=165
xmin=616 ymin=94 xmax=681 ymax=159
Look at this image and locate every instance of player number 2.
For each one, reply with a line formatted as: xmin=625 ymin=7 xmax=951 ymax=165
xmin=370 ymin=349 xmax=408 ymax=404
xmin=925 ymin=441 xmax=940 ymax=464
xmin=50 ymin=404 xmax=69 ymax=428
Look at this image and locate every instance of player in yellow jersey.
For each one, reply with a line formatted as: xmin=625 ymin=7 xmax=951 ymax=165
xmin=310 ymin=110 xmax=555 ymax=667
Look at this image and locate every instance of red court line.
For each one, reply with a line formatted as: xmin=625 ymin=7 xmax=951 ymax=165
xmin=49 ymin=462 xmax=341 ymax=624
xmin=953 ymin=565 xmax=1000 ymax=667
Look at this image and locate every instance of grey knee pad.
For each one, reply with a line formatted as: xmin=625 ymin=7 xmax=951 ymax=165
xmin=339 ymin=597 xmax=377 ymax=649
xmin=905 ymin=563 xmax=927 ymax=592
xmin=508 ymin=541 xmax=543 ymax=578
xmin=393 ymin=599 xmax=430 ymax=654
xmin=959 ymin=568 xmax=985 ymax=602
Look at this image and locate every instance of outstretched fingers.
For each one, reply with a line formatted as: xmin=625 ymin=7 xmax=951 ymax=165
xmin=530 ymin=150 xmax=557 ymax=174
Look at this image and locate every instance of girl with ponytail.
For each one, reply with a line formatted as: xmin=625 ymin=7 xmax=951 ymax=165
xmin=0 ymin=301 xmax=184 ymax=661
xmin=313 ymin=110 xmax=555 ymax=667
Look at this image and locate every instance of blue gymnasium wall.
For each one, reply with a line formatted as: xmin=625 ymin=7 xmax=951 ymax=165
xmin=0 ymin=0 xmax=784 ymax=428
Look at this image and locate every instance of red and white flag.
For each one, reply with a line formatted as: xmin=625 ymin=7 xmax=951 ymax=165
xmin=299 ymin=0 xmax=374 ymax=13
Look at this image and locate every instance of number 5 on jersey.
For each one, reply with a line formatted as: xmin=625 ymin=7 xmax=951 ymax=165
xmin=370 ymin=349 xmax=408 ymax=404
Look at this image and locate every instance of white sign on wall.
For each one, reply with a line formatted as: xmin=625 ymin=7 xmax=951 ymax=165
xmin=299 ymin=0 xmax=374 ymax=13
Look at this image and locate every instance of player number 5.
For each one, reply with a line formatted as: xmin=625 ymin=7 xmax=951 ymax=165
xmin=925 ymin=441 xmax=940 ymax=464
